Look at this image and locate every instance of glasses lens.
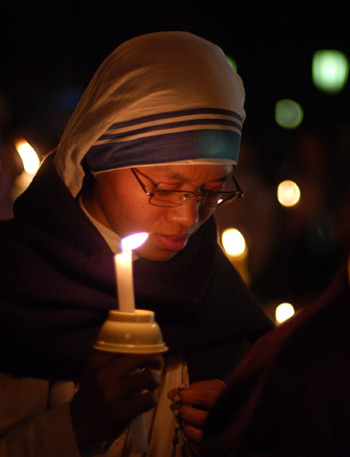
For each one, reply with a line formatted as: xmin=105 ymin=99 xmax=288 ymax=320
xmin=150 ymin=190 xmax=240 ymax=207
xmin=202 ymin=192 xmax=240 ymax=207
xmin=150 ymin=190 xmax=184 ymax=207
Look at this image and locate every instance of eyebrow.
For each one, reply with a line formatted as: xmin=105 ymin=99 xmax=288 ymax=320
xmin=160 ymin=168 xmax=230 ymax=183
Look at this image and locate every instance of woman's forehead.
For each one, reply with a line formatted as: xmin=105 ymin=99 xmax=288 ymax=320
xmin=142 ymin=163 xmax=233 ymax=181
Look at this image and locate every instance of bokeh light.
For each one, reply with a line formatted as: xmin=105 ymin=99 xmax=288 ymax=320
xmin=312 ymin=49 xmax=349 ymax=93
xmin=275 ymin=99 xmax=303 ymax=129
xmin=221 ymin=228 xmax=247 ymax=257
xmin=15 ymin=139 xmax=40 ymax=174
xmin=12 ymin=139 xmax=41 ymax=199
xmin=275 ymin=302 xmax=295 ymax=323
xmin=277 ymin=180 xmax=301 ymax=207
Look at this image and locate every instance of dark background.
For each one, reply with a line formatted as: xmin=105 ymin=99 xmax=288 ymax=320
xmin=1 ymin=1 xmax=349 ymax=314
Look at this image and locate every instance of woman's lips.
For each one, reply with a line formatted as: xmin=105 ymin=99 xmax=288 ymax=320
xmin=154 ymin=234 xmax=189 ymax=251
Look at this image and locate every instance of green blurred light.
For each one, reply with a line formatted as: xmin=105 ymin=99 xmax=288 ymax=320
xmin=312 ymin=49 xmax=349 ymax=93
xmin=275 ymin=99 xmax=304 ymax=129
xmin=226 ymin=55 xmax=237 ymax=71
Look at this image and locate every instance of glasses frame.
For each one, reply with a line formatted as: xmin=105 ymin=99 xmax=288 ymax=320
xmin=131 ymin=167 xmax=244 ymax=208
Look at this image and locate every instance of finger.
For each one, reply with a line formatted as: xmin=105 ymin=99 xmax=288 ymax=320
xmin=110 ymin=389 xmax=159 ymax=424
xmin=117 ymin=354 xmax=163 ymax=375
xmin=105 ymin=367 xmax=161 ymax=402
xmin=126 ymin=367 xmax=162 ymax=396
xmin=92 ymin=353 xmax=163 ymax=390
xmin=130 ymin=389 xmax=160 ymax=414
xmin=92 ymin=389 xmax=160 ymax=442
xmin=129 ymin=353 xmax=164 ymax=372
xmin=180 ymin=404 xmax=208 ymax=428
xmin=89 ymin=349 xmax=122 ymax=366
xmin=182 ymin=421 xmax=203 ymax=445
xmin=178 ymin=380 xmax=225 ymax=409
xmin=167 ymin=383 xmax=188 ymax=401
xmin=185 ymin=438 xmax=201 ymax=457
xmin=167 ymin=388 xmax=179 ymax=401
xmin=91 ymin=351 xmax=163 ymax=373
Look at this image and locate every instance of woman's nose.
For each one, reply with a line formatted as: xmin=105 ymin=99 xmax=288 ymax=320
xmin=166 ymin=198 xmax=199 ymax=227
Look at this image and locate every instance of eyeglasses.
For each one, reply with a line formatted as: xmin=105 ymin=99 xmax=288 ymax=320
xmin=131 ymin=168 xmax=244 ymax=208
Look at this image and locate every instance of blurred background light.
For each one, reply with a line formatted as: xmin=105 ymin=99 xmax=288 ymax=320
xmin=275 ymin=99 xmax=303 ymax=129
xmin=221 ymin=228 xmax=250 ymax=284
xmin=275 ymin=302 xmax=295 ymax=323
xmin=277 ymin=180 xmax=301 ymax=207
xmin=222 ymin=228 xmax=247 ymax=257
xmin=312 ymin=49 xmax=349 ymax=93
xmin=13 ymin=140 xmax=41 ymax=199
xmin=15 ymin=140 xmax=40 ymax=174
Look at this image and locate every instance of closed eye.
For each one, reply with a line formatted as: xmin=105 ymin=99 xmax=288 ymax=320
xmin=154 ymin=189 xmax=177 ymax=196
xmin=201 ymin=184 xmax=226 ymax=193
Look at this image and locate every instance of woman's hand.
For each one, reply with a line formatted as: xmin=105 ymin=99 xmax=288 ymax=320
xmin=70 ymin=349 xmax=163 ymax=452
xmin=168 ymin=379 xmax=225 ymax=455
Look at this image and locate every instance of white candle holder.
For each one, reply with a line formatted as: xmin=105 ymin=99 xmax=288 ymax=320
xmin=94 ymin=309 xmax=168 ymax=354
xmin=94 ymin=309 xmax=167 ymax=453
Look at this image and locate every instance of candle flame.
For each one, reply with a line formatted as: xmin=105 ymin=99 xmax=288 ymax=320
xmin=121 ymin=232 xmax=149 ymax=251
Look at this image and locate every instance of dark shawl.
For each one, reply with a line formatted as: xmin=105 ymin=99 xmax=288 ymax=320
xmin=201 ymin=264 xmax=350 ymax=457
xmin=0 ymin=154 xmax=273 ymax=381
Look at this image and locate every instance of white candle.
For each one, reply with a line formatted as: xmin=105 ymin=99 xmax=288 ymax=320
xmin=114 ymin=249 xmax=135 ymax=312
xmin=114 ymin=232 xmax=148 ymax=313
xmin=114 ymin=232 xmax=149 ymax=452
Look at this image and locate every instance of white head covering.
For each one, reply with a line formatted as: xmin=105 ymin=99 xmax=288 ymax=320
xmin=54 ymin=31 xmax=246 ymax=197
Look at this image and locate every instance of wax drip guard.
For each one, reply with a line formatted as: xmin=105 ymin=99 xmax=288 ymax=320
xmin=94 ymin=309 xmax=168 ymax=354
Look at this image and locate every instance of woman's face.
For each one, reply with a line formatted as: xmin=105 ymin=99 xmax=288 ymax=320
xmin=84 ymin=163 xmax=233 ymax=261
